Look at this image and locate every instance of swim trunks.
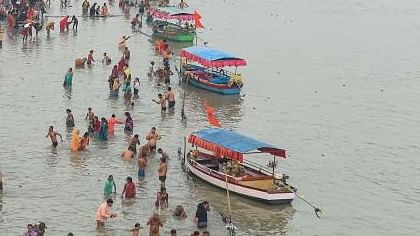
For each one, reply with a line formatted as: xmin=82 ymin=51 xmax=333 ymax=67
xmin=138 ymin=169 xmax=145 ymax=179
xmin=52 ymin=141 xmax=58 ymax=147
xmin=168 ymin=101 xmax=175 ymax=109
xmin=159 ymin=176 xmax=166 ymax=182
xmin=161 ymin=107 xmax=167 ymax=112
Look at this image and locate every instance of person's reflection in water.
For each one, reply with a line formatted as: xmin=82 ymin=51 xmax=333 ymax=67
xmin=64 ymin=86 xmax=72 ymax=99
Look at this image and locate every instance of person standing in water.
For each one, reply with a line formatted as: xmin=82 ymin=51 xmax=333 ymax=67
xmin=138 ymin=155 xmax=147 ymax=180
xmin=89 ymin=3 xmax=97 ymax=16
xmin=97 ymin=117 xmax=108 ymax=141
xmin=85 ymin=107 xmax=94 ymax=122
xmin=123 ymin=46 xmax=131 ymax=61
xmin=104 ymin=175 xmax=116 ymax=195
xmin=96 ymin=199 xmax=117 ymax=227
xmin=80 ymin=132 xmax=90 ymax=150
xmin=70 ymin=129 xmax=81 ymax=152
xmin=102 ymin=53 xmax=112 ymax=65
xmin=108 ymin=114 xmax=123 ymax=134
xmin=195 ymin=201 xmax=210 ymax=228
xmin=87 ymin=50 xmax=95 ymax=64
xmin=124 ymin=112 xmax=133 ymax=133
xmin=133 ymin=78 xmax=140 ymax=98
xmin=0 ymin=172 xmax=4 ymax=192
xmin=146 ymin=127 xmax=160 ymax=152
xmin=121 ymin=145 xmax=135 ymax=160
xmin=70 ymin=15 xmax=78 ymax=31
xmin=121 ymin=176 xmax=136 ymax=199
xmin=147 ymin=213 xmax=163 ymax=236
xmin=157 ymin=148 xmax=169 ymax=160
xmin=166 ymin=87 xmax=175 ymax=112
xmin=64 ymin=67 xmax=73 ymax=87
xmin=128 ymin=134 xmax=140 ymax=154
xmin=46 ymin=126 xmax=63 ymax=147
xmin=152 ymin=94 xmax=167 ymax=113
xmin=66 ymin=109 xmax=75 ymax=128
xmin=158 ymin=157 xmax=168 ymax=187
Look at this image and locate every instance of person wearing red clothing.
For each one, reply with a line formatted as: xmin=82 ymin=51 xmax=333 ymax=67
xmin=122 ymin=176 xmax=136 ymax=199
xmin=108 ymin=114 xmax=123 ymax=133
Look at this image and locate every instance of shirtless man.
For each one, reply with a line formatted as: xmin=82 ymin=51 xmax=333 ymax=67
xmin=85 ymin=107 xmax=94 ymax=122
xmin=66 ymin=109 xmax=75 ymax=128
xmin=157 ymin=148 xmax=169 ymax=160
xmin=152 ymin=94 xmax=166 ymax=113
xmin=147 ymin=213 xmax=163 ymax=236
xmin=46 ymin=126 xmax=63 ymax=147
xmin=128 ymin=134 xmax=140 ymax=154
xmin=121 ymin=145 xmax=135 ymax=160
xmin=146 ymin=127 xmax=161 ymax=152
xmin=166 ymin=87 xmax=175 ymax=112
xmin=138 ymin=155 xmax=147 ymax=180
xmin=158 ymin=157 xmax=168 ymax=187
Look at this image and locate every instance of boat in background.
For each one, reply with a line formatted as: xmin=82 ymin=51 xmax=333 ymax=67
xmin=149 ymin=7 xmax=196 ymax=42
xmin=183 ymin=128 xmax=296 ymax=204
xmin=179 ymin=46 xmax=247 ymax=95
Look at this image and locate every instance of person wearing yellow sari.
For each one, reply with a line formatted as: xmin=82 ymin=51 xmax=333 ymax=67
xmin=70 ymin=129 xmax=82 ymax=152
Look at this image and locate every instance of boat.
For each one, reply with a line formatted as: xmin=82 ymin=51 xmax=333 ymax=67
xmin=183 ymin=128 xmax=296 ymax=204
xmin=149 ymin=7 xmax=195 ymax=42
xmin=179 ymin=46 xmax=247 ymax=95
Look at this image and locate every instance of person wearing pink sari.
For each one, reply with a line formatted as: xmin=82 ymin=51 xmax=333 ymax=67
xmin=59 ymin=15 xmax=70 ymax=32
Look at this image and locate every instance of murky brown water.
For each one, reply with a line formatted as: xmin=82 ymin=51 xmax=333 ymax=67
xmin=1 ymin=0 xmax=420 ymax=235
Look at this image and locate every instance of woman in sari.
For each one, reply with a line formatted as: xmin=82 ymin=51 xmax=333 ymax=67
xmin=97 ymin=117 xmax=108 ymax=141
xmin=70 ymin=129 xmax=82 ymax=152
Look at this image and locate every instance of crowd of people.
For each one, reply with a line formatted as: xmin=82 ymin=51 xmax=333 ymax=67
xmin=1 ymin=0 xmax=216 ymax=234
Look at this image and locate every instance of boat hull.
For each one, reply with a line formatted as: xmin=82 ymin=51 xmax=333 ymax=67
xmin=185 ymin=159 xmax=295 ymax=204
xmin=187 ymin=78 xmax=241 ymax=95
xmin=153 ymin=31 xmax=195 ymax=42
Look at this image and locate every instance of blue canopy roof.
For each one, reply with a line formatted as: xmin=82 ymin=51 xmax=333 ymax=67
xmin=190 ymin=128 xmax=286 ymax=158
xmin=180 ymin=46 xmax=247 ymax=67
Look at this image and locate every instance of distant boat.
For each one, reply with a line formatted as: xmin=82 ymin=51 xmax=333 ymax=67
xmin=149 ymin=6 xmax=196 ymax=42
xmin=179 ymin=46 xmax=247 ymax=95
xmin=184 ymin=128 xmax=296 ymax=204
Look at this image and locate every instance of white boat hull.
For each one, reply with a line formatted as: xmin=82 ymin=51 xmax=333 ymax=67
xmin=186 ymin=159 xmax=295 ymax=204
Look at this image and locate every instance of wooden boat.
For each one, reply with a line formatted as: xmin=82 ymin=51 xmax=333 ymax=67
xmin=183 ymin=128 xmax=296 ymax=204
xmin=149 ymin=7 xmax=195 ymax=42
xmin=179 ymin=46 xmax=247 ymax=95
xmin=151 ymin=20 xmax=195 ymax=42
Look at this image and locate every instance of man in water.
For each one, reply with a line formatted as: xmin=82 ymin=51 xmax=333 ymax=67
xmin=85 ymin=107 xmax=94 ymax=122
xmin=157 ymin=148 xmax=169 ymax=160
xmin=195 ymin=201 xmax=210 ymax=228
xmin=123 ymin=46 xmax=131 ymax=61
xmin=121 ymin=145 xmax=135 ymax=160
xmin=87 ymin=49 xmax=95 ymax=64
xmin=96 ymin=199 xmax=117 ymax=227
xmin=178 ymin=0 xmax=188 ymax=9
xmin=158 ymin=157 xmax=168 ymax=187
xmin=128 ymin=134 xmax=140 ymax=153
xmin=152 ymin=94 xmax=167 ymax=113
xmin=66 ymin=109 xmax=75 ymax=128
xmin=70 ymin=15 xmax=78 ymax=31
xmin=146 ymin=127 xmax=160 ymax=151
xmin=147 ymin=213 xmax=163 ymax=236
xmin=102 ymin=53 xmax=112 ymax=65
xmin=46 ymin=126 xmax=63 ymax=147
xmin=138 ymin=155 xmax=147 ymax=180
xmin=0 ymin=172 xmax=3 ymax=192
xmin=166 ymin=86 xmax=175 ymax=112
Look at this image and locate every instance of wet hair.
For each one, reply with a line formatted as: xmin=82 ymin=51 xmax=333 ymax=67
xmin=101 ymin=117 xmax=107 ymax=123
xmin=88 ymin=107 xmax=92 ymax=111
xmin=49 ymin=126 xmax=53 ymax=129
xmin=157 ymin=148 xmax=162 ymax=153
xmin=128 ymin=145 xmax=136 ymax=152
xmin=160 ymin=157 xmax=166 ymax=163
xmin=108 ymin=175 xmax=113 ymax=179
xmin=112 ymin=114 xmax=116 ymax=117
xmin=160 ymin=186 xmax=166 ymax=192
xmin=67 ymin=233 xmax=74 ymax=236
xmin=193 ymin=231 xmax=200 ymax=236
xmin=136 ymin=14 xmax=139 ymax=17
xmin=106 ymin=199 xmax=114 ymax=204
xmin=170 ymin=229 xmax=176 ymax=233
xmin=134 ymin=223 xmax=140 ymax=228
xmin=150 ymin=61 xmax=155 ymax=65
xmin=90 ymin=50 xmax=93 ymax=53
xmin=125 ymin=46 xmax=128 ymax=50
xmin=83 ymin=132 xmax=89 ymax=137
xmin=151 ymin=127 xmax=156 ymax=130
xmin=167 ymin=87 xmax=172 ymax=91
xmin=202 ymin=231 xmax=210 ymax=236
xmin=66 ymin=109 xmax=71 ymax=113
xmin=126 ymin=176 xmax=133 ymax=182
xmin=134 ymin=134 xmax=139 ymax=138
xmin=125 ymin=112 xmax=131 ymax=117
xmin=158 ymin=94 xmax=162 ymax=97
xmin=103 ymin=52 xmax=107 ymax=56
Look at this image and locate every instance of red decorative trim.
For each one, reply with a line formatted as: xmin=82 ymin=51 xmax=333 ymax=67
xmin=189 ymin=135 xmax=244 ymax=162
xmin=180 ymin=50 xmax=247 ymax=68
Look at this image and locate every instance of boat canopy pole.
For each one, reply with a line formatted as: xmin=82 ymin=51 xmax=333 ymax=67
xmin=284 ymin=184 xmax=323 ymax=218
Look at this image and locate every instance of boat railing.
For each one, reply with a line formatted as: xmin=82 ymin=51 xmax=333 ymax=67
xmin=190 ymin=159 xmax=240 ymax=183
xmin=242 ymin=160 xmax=282 ymax=179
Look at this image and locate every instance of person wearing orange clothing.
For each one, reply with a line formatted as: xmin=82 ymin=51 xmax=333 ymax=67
xmin=96 ymin=199 xmax=117 ymax=226
xmin=108 ymin=114 xmax=123 ymax=133
xmin=70 ymin=129 xmax=81 ymax=152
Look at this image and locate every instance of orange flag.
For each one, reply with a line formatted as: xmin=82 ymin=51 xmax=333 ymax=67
xmin=194 ymin=10 xmax=205 ymax=29
xmin=204 ymin=101 xmax=221 ymax=127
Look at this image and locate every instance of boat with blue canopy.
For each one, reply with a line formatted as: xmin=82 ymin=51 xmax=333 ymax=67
xmin=149 ymin=7 xmax=196 ymax=42
xmin=179 ymin=46 xmax=247 ymax=95
xmin=182 ymin=128 xmax=296 ymax=204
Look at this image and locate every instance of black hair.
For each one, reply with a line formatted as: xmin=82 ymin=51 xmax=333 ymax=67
xmin=106 ymin=199 xmax=114 ymax=204
xmin=167 ymin=87 xmax=172 ymax=91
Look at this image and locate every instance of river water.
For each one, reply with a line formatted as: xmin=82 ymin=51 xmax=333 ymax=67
xmin=1 ymin=0 xmax=420 ymax=235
